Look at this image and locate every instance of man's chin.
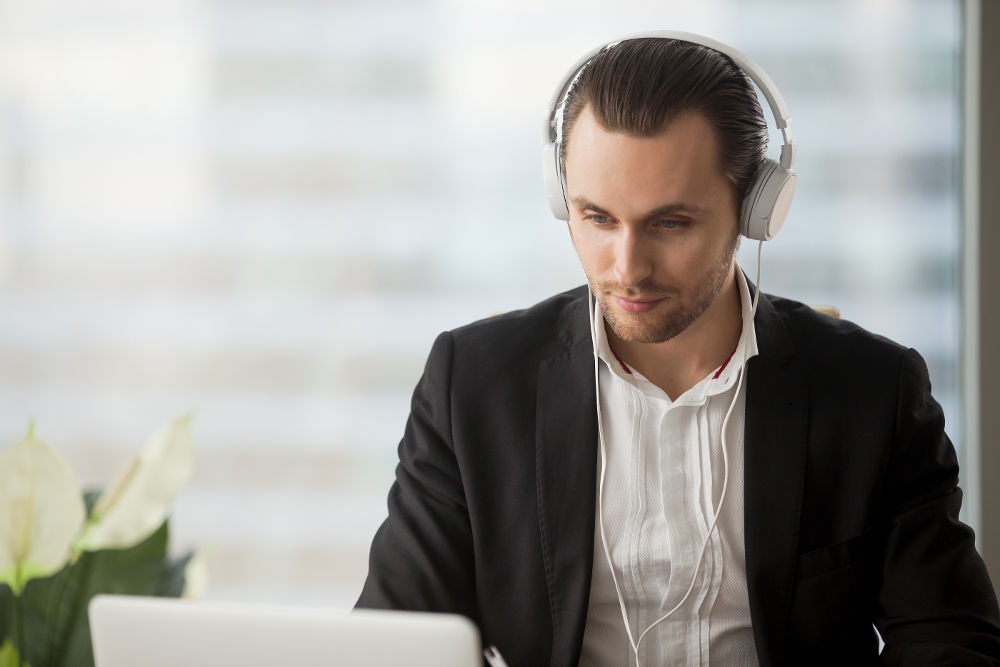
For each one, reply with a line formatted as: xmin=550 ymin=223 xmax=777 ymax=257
xmin=604 ymin=308 xmax=686 ymax=345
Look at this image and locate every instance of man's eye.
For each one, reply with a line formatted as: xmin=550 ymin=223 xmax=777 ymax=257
xmin=586 ymin=214 xmax=610 ymax=225
xmin=659 ymin=219 xmax=684 ymax=230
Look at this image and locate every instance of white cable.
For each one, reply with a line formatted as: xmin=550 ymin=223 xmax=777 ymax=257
xmin=594 ymin=242 xmax=764 ymax=667
xmin=591 ymin=287 xmax=642 ymax=654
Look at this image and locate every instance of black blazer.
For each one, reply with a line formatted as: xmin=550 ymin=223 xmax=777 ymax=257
xmin=357 ymin=285 xmax=1000 ymax=666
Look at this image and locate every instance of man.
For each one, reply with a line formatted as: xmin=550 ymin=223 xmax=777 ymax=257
xmin=356 ymin=35 xmax=1000 ymax=666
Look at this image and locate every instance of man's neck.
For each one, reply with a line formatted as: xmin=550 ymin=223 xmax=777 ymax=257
xmin=607 ymin=270 xmax=744 ymax=401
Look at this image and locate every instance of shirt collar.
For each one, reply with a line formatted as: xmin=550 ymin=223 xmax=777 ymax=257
xmin=592 ymin=266 xmax=759 ymax=401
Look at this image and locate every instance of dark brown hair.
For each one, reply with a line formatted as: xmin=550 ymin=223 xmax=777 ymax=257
xmin=560 ymin=37 xmax=769 ymax=202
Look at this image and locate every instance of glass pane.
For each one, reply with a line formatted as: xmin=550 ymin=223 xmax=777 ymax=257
xmin=0 ymin=0 xmax=962 ymax=607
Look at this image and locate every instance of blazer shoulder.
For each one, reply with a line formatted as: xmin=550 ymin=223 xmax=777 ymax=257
xmin=763 ymin=293 xmax=912 ymax=375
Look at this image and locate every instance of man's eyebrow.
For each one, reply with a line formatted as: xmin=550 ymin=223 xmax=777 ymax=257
xmin=570 ymin=196 xmax=709 ymax=218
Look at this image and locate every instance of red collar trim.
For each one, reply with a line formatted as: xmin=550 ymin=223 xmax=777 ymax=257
xmin=609 ymin=343 xmax=739 ymax=380
xmin=609 ymin=347 xmax=633 ymax=375
xmin=712 ymin=343 xmax=740 ymax=380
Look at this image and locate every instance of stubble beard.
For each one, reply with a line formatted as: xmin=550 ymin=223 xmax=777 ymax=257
xmin=592 ymin=232 xmax=740 ymax=345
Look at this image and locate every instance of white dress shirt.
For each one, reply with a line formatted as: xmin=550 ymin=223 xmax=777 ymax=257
xmin=579 ymin=269 xmax=760 ymax=667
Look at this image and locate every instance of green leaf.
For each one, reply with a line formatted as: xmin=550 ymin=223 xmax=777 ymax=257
xmin=82 ymin=491 xmax=101 ymax=518
xmin=0 ymin=517 xmax=182 ymax=667
xmin=50 ymin=522 xmax=173 ymax=667
xmin=156 ymin=553 xmax=193 ymax=599
xmin=0 ymin=585 xmax=10 ymax=653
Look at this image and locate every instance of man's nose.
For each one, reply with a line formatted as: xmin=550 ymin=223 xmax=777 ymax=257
xmin=613 ymin=227 xmax=653 ymax=288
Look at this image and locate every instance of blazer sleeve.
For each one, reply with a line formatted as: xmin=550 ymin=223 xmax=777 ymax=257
xmin=355 ymin=331 xmax=479 ymax=621
xmin=875 ymin=348 xmax=1000 ymax=665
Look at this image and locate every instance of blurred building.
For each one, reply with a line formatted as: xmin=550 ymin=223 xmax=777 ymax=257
xmin=0 ymin=0 xmax=964 ymax=607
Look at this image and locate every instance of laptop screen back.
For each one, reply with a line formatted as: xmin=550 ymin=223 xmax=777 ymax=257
xmin=89 ymin=595 xmax=482 ymax=667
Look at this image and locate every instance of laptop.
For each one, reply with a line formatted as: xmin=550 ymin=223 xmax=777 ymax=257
xmin=89 ymin=595 xmax=483 ymax=667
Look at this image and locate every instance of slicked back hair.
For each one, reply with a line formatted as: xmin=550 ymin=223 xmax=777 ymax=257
xmin=560 ymin=37 xmax=769 ymax=204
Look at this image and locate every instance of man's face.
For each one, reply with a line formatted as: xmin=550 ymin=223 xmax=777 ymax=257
xmin=563 ymin=107 xmax=741 ymax=344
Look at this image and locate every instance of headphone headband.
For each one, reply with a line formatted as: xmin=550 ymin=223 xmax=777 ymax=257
xmin=543 ymin=30 xmax=797 ymax=169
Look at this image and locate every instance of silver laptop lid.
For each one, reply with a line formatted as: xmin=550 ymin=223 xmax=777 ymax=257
xmin=89 ymin=595 xmax=481 ymax=667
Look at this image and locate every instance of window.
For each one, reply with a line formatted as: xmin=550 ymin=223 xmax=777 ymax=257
xmin=0 ymin=0 xmax=964 ymax=607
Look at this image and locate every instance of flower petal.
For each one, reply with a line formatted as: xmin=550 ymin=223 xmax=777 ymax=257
xmin=182 ymin=548 xmax=209 ymax=599
xmin=77 ymin=415 xmax=194 ymax=552
xmin=0 ymin=428 xmax=85 ymax=594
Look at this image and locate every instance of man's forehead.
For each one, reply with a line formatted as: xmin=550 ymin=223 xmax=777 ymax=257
xmin=565 ymin=104 xmax=720 ymax=150
xmin=563 ymin=107 xmax=730 ymax=213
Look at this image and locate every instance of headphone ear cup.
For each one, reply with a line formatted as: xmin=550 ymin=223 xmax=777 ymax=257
xmin=542 ymin=141 xmax=570 ymax=221
xmin=740 ymin=158 xmax=797 ymax=241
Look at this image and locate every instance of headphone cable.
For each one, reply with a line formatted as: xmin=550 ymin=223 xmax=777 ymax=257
xmin=593 ymin=240 xmax=763 ymax=666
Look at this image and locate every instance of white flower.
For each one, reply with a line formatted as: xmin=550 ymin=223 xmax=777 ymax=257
xmin=76 ymin=415 xmax=194 ymax=552
xmin=182 ymin=548 xmax=209 ymax=599
xmin=0 ymin=426 xmax=85 ymax=594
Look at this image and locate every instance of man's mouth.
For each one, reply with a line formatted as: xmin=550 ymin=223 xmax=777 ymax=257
xmin=612 ymin=295 xmax=666 ymax=313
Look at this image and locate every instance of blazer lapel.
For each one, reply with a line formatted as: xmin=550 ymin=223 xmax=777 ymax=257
xmin=744 ymin=292 xmax=808 ymax=666
xmin=535 ymin=297 xmax=599 ymax=667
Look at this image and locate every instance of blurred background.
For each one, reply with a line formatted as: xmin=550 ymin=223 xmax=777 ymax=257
xmin=0 ymin=0 xmax=967 ymax=607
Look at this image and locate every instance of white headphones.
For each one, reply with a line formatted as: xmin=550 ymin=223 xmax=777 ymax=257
xmin=542 ymin=30 xmax=798 ymax=241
